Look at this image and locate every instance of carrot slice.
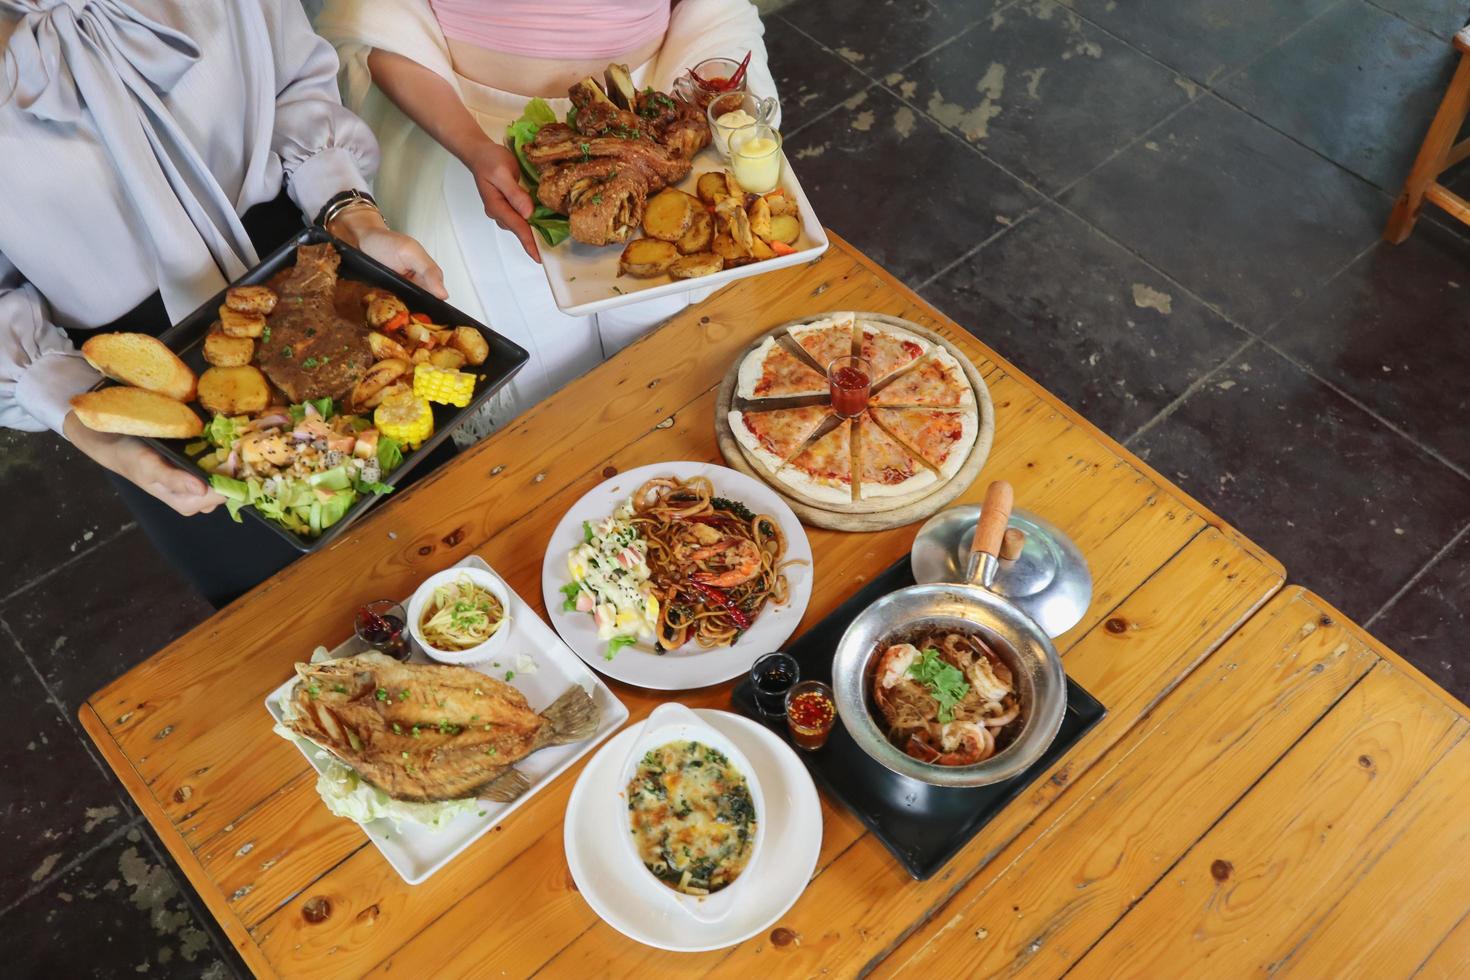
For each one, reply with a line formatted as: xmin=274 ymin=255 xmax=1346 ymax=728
xmin=383 ymin=311 xmax=410 ymax=334
xmin=410 ymin=312 xmax=432 ymax=324
xmin=770 ymin=240 xmax=797 ymax=256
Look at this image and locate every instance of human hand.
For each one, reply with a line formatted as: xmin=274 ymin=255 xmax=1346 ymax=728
xmin=64 ymin=412 xmax=226 ymax=517
xmin=331 ymin=208 xmax=449 ymax=299
xmin=464 ymin=139 xmax=541 ymax=263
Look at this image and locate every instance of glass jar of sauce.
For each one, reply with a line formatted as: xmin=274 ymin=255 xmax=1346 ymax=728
xmin=674 ymin=56 xmax=749 ymax=110
xmin=827 ymin=355 xmax=872 ymax=418
xmin=708 ymin=91 xmax=779 ymax=158
xmin=729 ymin=124 xmax=784 ymax=194
xmin=785 ymin=680 xmax=836 ymax=751
xmin=355 ymin=599 xmax=409 ymax=661
xmin=750 ymin=652 xmax=800 ymax=718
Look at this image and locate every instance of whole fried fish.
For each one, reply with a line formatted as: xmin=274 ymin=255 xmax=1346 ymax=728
xmin=282 ymin=653 xmax=598 ymax=803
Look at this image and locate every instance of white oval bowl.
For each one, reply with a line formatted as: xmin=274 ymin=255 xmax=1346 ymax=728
xmin=617 ymin=702 xmax=767 ymax=923
xmin=406 ymin=566 xmax=512 ymax=667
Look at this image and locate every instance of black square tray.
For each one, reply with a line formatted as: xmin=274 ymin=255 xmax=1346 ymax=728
xmin=731 ymin=556 xmax=1105 ymax=880
xmin=131 ymin=226 xmax=528 ymax=553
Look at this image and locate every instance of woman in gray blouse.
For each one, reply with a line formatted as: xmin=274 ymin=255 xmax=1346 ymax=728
xmin=0 ymin=0 xmax=447 ymax=604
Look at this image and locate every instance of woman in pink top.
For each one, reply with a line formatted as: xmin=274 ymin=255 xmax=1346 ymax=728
xmin=315 ymin=0 xmax=780 ymax=442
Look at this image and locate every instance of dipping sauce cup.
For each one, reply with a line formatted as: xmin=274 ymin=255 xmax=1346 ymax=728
xmin=674 ymin=56 xmax=749 ymax=110
xmin=355 ymin=599 xmax=410 ymax=661
xmin=750 ymin=652 xmax=800 ymax=718
xmin=708 ymin=90 xmax=779 ymax=158
xmin=729 ymin=124 xmax=784 ymax=194
xmin=828 ymin=355 xmax=872 ymax=418
xmin=786 ymin=680 xmax=836 ymax=751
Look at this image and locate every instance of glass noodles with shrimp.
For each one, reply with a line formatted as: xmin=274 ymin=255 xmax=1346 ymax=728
xmin=870 ymin=628 xmax=1023 ymax=766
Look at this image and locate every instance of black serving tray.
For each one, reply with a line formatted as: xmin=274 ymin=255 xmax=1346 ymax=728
xmin=128 ymin=226 xmax=528 ymax=553
xmin=731 ymin=556 xmax=1106 ymax=880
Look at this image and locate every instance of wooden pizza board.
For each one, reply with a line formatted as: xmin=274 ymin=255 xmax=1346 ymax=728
xmin=715 ymin=313 xmax=994 ymax=531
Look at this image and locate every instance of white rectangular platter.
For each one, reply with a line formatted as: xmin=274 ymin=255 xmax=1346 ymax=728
xmin=541 ymin=149 xmax=829 ymax=317
xmin=264 ymin=555 xmax=629 ymax=885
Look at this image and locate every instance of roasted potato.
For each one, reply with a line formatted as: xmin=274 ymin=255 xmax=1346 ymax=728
xmin=669 ymin=252 xmax=724 ymax=279
xmin=349 ymin=358 xmax=410 ymax=411
xmin=750 ymin=235 xmax=776 ymax=261
xmin=366 ymin=293 xmax=409 ymax=330
xmin=697 ymin=172 xmax=731 ymax=206
xmin=197 ymin=365 xmax=270 ymax=416
xmin=722 ymin=170 xmax=744 ymax=198
xmin=429 ymin=348 xmax=467 ymax=370
xmin=768 ymin=213 xmax=801 ymax=246
xmin=619 ymin=238 xmax=679 ymax=278
xmin=642 ymin=189 xmax=696 ymax=242
xmin=676 ymin=209 xmax=714 ymax=254
xmin=725 ymin=204 xmax=754 ymax=253
xmin=203 ymin=328 xmax=255 ymax=368
xmin=404 ymin=320 xmax=436 ymax=346
xmin=366 ymin=331 xmax=410 ymax=361
xmin=427 ymin=326 xmax=454 ymax=347
xmin=450 ymin=326 xmax=489 ymax=366
xmin=747 ymin=196 xmax=772 ymax=242
xmin=711 ymin=232 xmax=754 ymax=266
xmin=218 ymin=305 xmax=265 ymax=339
xmin=765 ymin=190 xmax=799 ymax=218
xmin=224 ymin=285 xmax=278 ymax=316
xmin=411 ymin=347 xmax=431 ymax=364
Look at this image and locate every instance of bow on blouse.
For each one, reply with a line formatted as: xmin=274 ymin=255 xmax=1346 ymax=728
xmin=1 ymin=0 xmax=258 ymax=316
xmin=1 ymin=0 xmax=199 ymax=122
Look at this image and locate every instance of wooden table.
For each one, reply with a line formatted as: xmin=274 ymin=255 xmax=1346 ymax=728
xmin=82 ymin=235 xmax=1470 ymax=978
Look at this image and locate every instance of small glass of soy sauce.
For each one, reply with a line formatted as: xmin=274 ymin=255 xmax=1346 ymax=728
xmin=750 ymin=652 xmax=800 ymax=718
xmin=355 ymin=599 xmax=409 ymax=661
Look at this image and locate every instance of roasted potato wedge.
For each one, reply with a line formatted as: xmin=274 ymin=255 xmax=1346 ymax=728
xmin=676 ymin=209 xmax=714 ymax=254
xmin=619 ymin=238 xmax=679 ymax=278
xmin=197 ymin=365 xmax=270 ymax=416
xmin=765 ymin=190 xmax=799 ymax=218
xmin=410 ymin=347 xmax=431 ymax=364
xmin=750 ymin=235 xmax=776 ymax=261
xmin=768 ymin=213 xmax=801 ymax=246
xmin=711 ymin=232 xmax=754 ymax=266
xmin=697 ymin=172 xmax=731 ymax=206
xmin=404 ymin=321 xmax=436 ymax=346
xmin=218 ymin=305 xmax=265 ymax=339
xmin=747 ymin=196 xmax=772 ymax=242
xmin=642 ymin=189 xmax=695 ymax=242
xmin=723 ymin=169 xmax=744 ymax=198
xmin=367 ymin=331 xmax=410 ymax=361
xmin=349 ymin=358 xmax=410 ymax=411
xmin=725 ymin=204 xmax=754 ymax=253
xmin=224 ymin=285 xmax=278 ymax=316
xmin=203 ymin=329 xmax=255 ymax=368
xmin=450 ymin=326 xmax=489 ymax=366
xmin=429 ymin=348 xmax=467 ymax=370
xmin=427 ymin=326 xmax=454 ymax=347
xmin=669 ymin=252 xmax=724 ymax=279
xmin=365 ymin=293 xmax=409 ymax=330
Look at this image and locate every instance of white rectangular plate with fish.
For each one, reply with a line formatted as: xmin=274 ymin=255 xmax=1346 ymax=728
xmin=541 ymin=150 xmax=829 ymax=318
xmin=264 ymin=555 xmax=629 ymax=885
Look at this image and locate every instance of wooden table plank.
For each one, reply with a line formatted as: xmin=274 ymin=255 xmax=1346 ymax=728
xmin=1074 ymin=662 xmax=1467 ymax=976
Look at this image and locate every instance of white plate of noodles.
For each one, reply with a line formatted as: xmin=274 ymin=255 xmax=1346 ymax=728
xmin=541 ymin=461 xmax=813 ymax=691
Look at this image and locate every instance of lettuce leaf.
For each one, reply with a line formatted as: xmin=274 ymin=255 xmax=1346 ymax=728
xmin=506 ymin=97 xmax=557 ymax=184
xmin=605 ymin=634 xmax=637 ymax=661
xmin=377 ymin=435 xmax=404 ymax=474
xmin=202 ymin=414 xmax=245 ymax=450
xmin=529 ymin=206 xmax=571 ymax=247
xmin=560 ymin=581 xmax=582 ymax=612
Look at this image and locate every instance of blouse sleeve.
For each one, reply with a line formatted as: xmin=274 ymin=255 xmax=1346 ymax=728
xmin=264 ymin=0 xmax=383 ymax=222
xmin=0 ymin=253 xmax=102 ymax=436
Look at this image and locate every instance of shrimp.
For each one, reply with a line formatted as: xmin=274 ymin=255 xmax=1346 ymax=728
xmin=872 ymin=643 xmax=921 ymax=715
xmin=687 ymin=537 xmax=762 ymax=587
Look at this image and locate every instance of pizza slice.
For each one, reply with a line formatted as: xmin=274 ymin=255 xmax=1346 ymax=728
xmin=869 ymin=406 xmax=978 ymax=480
xmin=854 ymin=411 xmax=936 ymax=499
xmin=737 ymin=335 xmax=828 ymax=399
xmin=859 ymin=323 xmax=928 ymax=384
xmin=778 ymin=417 xmax=853 ymax=505
xmin=727 ymin=406 xmax=832 ymax=474
xmin=788 ymin=312 xmax=857 ymax=373
xmin=868 ymin=348 xmax=973 ymax=408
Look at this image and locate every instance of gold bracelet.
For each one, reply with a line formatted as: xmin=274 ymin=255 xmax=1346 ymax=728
xmin=322 ymin=197 xmax=383 ymax=233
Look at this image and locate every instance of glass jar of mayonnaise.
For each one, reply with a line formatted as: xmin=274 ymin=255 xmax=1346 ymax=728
xmin=729 ymin=124 xmax=784 ymax=194
xmin=708 ymin=91 xmax=779 ymax=157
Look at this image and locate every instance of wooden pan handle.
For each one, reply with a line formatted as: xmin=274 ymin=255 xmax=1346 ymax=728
xmin=970 ymin=480 xmax=1014 ymax=560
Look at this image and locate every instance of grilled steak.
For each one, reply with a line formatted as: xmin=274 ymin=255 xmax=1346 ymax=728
xmin=256 ymin=244 xmax=372 ymax=403
xmin=525 ymin=123 xmax=691 ymax=188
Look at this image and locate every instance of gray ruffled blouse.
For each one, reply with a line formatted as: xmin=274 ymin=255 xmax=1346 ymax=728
xmin=0 ymin=0 xmax=380 ymax=434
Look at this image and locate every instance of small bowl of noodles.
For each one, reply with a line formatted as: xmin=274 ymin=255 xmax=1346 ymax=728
xmin=406 ymin=567 xmax=512 ymax=667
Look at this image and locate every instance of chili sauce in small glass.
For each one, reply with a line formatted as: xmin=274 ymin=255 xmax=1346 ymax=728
xmin=827 ymin=356 xmax=871 ymax=418
xmin=785 ymin=680 xmax=836 ymax=750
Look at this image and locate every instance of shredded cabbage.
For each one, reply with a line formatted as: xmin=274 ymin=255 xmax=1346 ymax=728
xmin=314 ymin=761 xmax=476 ymax=832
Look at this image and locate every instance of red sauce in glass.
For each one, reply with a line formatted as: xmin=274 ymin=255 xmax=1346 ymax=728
xmin=829 ymin=365 xmax=870 ymax=417
xmin=787 ymin=689 xmax=836 ymax=750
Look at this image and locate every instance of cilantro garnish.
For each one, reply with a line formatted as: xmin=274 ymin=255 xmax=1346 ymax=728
xmin=908 ymin=648 xmax=971 ymax=723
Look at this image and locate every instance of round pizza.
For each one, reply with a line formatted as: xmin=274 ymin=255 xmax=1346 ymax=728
xmin=729 ymin=313 xmax=979 ymax=508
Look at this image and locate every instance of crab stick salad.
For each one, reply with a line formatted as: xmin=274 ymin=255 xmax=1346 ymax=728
xmin=187 ymin=398 xmax=404 ymax=537
xmin=561 ymin=501 xmax=658 ymax=659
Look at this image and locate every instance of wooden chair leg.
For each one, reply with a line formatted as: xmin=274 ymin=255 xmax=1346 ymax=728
xmin=1386 ymin=42 xmax=1470 ymax=243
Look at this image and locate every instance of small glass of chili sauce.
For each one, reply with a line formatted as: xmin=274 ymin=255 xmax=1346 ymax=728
xmin=785 ymin=680 xmax=837 ymax=751
xmin=355 ymin=600 xmax=409 ymax=661
xmin=827 ymin=356 xmax=872 ymax=418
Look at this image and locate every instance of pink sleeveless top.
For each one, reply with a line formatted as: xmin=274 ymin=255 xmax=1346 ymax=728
xmin=429 ymin=0 xmax=670 ymax=59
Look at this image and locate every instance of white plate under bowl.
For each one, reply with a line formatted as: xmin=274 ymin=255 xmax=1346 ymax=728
xmin=264 ymin=555 xmax=629 ymax=885
xmin=540 ymin=148 xmax=829 ymax=317
xmin=564 ymin=709 xmax=821 ymax=951
xmin=540 ymin=461 xmax=813 ymax=691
